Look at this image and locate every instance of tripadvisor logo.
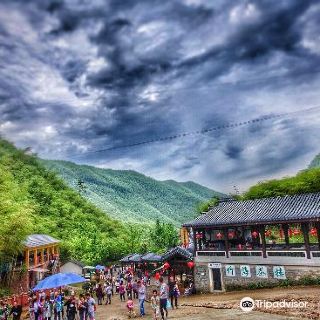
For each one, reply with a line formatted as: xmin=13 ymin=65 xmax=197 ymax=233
xmin=240 ymin=297 xmax=255 ymax=312
xmin=240 ymin=297 xmax=308 ymax=312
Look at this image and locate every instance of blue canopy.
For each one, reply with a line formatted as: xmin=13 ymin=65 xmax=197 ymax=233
xmin=95 ymin=265 xmax=104 ymax=270
xmin=33 ymin=273 xmax=87 ymax=291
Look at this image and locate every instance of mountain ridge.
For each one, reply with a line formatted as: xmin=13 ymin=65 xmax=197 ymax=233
xmin=41 ymin=159 xmax=225 ymax=226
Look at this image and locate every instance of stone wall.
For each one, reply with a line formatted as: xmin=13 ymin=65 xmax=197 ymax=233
xmin=194 ymin=264 xmax=210 ymax=293
xmin=194 ymin=262 xmax=320 ymax=293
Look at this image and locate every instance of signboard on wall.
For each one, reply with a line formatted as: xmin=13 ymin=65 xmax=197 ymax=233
xmin=255 ymin=265 xmax=268 ymax=278
xmin=240 ymin=265 xmax=251 ymax=278
xmin=225 ymin=265 xmax=236 ymax=277
xmin=273 ymin=266 xmax=286 ymax=279
xmin=208 ymin=263 xmax=222 ymax=268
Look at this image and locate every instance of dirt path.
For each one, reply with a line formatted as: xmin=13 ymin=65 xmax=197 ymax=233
xmin=95 ymin=286 xmax=320 ymax=319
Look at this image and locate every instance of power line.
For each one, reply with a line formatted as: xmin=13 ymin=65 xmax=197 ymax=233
xmin=69 ymin=105 xmax=320 ymax=158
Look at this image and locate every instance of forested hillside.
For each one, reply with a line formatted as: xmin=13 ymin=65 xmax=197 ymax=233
xmin=242 ymin=168 xmax=320 ymax=199
xmin=0 ymin=139 xmax=179 ymax=265
xmin=309 ymin=154 xmax=320 ymax=169
xmin=42 ymin=160 xmax=224 ymax=225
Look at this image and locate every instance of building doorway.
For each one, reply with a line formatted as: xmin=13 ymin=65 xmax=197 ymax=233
xmin=212 ymin=268 xmax=222 ymax=291
xmin=208 ymin=263 xmax=224 ymax=292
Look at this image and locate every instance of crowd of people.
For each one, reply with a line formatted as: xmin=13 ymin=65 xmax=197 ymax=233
xmin=28 ymin=290 xmax=96 ymax=320
xmin=0 ymin=300 xmax=22 ymax=320
xmin=1 ymin=267 xmax=193 ymax=320
xmin=90 ymin=268 xmax=182 ymax=319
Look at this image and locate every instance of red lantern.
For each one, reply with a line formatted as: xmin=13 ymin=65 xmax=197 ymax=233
xmin=163 ymin=262 xmax=170 ymax=270
xmin=187 ymin=261 xmax=195 ymax=269
xmin=251 ymin=231 xmax=258 ymax=238
xmin=216 ymin=232 xmax=223 ymax=240
xmin=279 ymin=229 xmax=284 ymax=238
xmin=155 ymin=272 xmax=160 ymax=280
xmin=293 ymin=229 xmax=300 ymax=236
xmin=289 ymin=228 xmax=293 ymax=237
xmin=228 ymin=231 xmax=235 ymax=239
xmin=265 ymin=230 xmax=272 ymax=237
xmin=310 ymin=228 xmax=317 ymax=236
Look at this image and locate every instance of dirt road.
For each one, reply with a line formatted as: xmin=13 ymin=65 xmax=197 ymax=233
xmin=96 ymin=286 xmax=320 ymax=319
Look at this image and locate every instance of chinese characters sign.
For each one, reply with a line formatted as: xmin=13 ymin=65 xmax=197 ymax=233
xmin=240 ymin=265 xmax=251 ymax=278
xmin=255 ymin=266 xmax=268 ymax=278
xmin=223 ymin=264 xmax=285 ymax=279
xmin=273 ymin=266 xmax=286 ymax=279
xmin=225 ymin=265 xmax=236 ymax=277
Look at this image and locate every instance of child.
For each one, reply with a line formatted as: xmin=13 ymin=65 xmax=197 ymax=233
xmin=150 ymin=290 xmax=160 ymax=320
xmin=126 ymin=299 xmax=136 ymax=318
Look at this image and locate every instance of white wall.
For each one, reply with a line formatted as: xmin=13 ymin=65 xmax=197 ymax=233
xmin=60 ymin=262 xmax=83 ymax=275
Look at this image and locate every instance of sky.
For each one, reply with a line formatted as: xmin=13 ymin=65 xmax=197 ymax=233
xmin=1 ymin=0 xmax=320 ymax=193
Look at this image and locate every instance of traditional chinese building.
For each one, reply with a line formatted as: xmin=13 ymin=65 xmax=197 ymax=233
xmin=183 ymin=193 xmax=320 ymax=293
xmin=119 ymin=247 xmax=194 ymax=288
xmin=13 ymin=234 xmax=60 ymax=291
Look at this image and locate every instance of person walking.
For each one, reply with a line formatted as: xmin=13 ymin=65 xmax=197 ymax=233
xmin=126 ymin=281 xmax=133 ymax=300
xmin=137 ymin=280 xmax=146 ymax=317
xmin=86 ymin=293 xmax=96 ymax=320
xmin=77 ymin=295 xmax=88 ymax=320
xmin=168 ymin=277 xmax=179 ymax=309
xmin=65 ymin=293 xmax=77 ymax=320
xmin=43 ymin=297 xmax=51 ymax=320
xmin=119 ymin=282 xmax=126 ymax=302
xmin=105 ymin=283 xmax=112 ymax=305
xmin=132 ymin=280 xmax=138 ymax=299
xmin=96 ymin=284 xmax=103 ymax=305
xmin=159 ymin=277 xmax=169 ymax=320
xmin=150 ymin=290 xmax=160 ymax=320
xmin=37 ymin=297 xmax=45 ymax=320
xmin=173 ymin=283 xmax=180 ymax=308
xmin=10 ymin=301 xmax=22 ymax=320
xmin=53 ymin=294 xmax=63 ymax=320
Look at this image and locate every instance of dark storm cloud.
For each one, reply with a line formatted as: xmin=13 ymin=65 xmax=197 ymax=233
xmin=1 ymin=0 xmax=320 ymax=191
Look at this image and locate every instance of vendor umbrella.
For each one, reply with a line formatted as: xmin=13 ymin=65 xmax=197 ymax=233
xmin=33 ymin=273 xmax=87 ymax=291
xmin=95 ymin=265 xmax=105 ymax=270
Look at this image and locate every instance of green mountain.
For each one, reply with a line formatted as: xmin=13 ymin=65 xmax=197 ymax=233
xmin=0 ymin=139 xmax=130 ymax=264
xmin=42 ymin=159 xmax=224 ymax=226
xmin=309 ymin=154 xmax=320 ymax=169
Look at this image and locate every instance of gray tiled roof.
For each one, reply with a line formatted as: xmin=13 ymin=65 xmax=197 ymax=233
xmin=183 ymin=193 xmax=320 ymax=227
xmin=119 ymin=254 xmax=134 ymax=263
xmin=162 ymin=246 xmax=193 ymax=261
xmin=129 ymin=254 xmax=142 ymax=262
xmin=141 ymin=253 xmax=162 ymax=262
xmin=24 ymin=234 xmax=60 ymax=248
